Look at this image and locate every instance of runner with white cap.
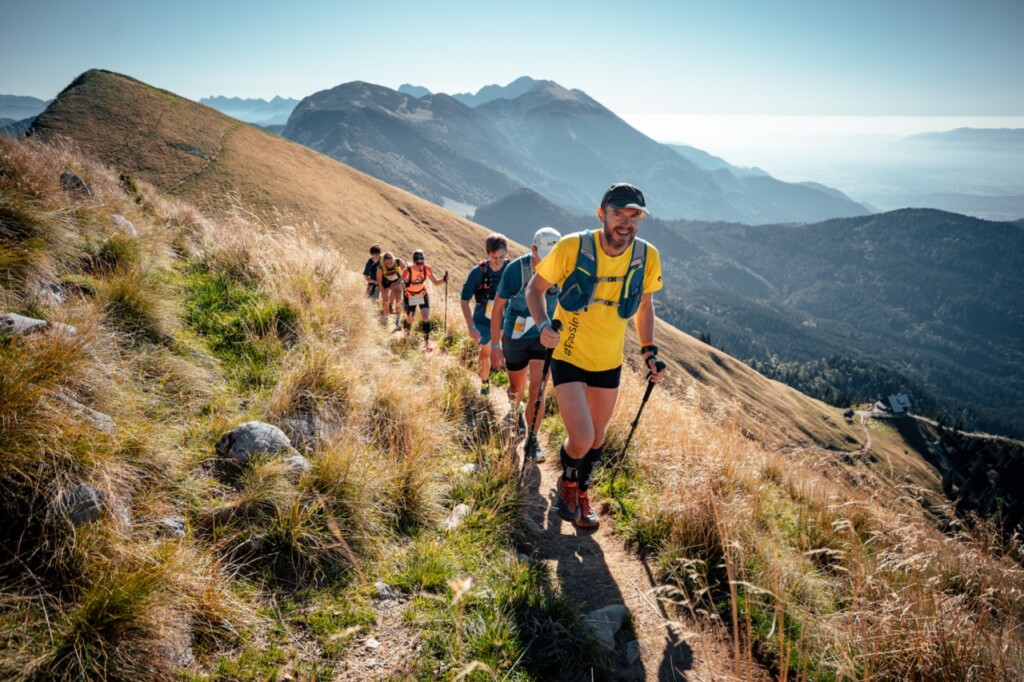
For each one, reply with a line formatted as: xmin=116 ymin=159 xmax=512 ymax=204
xmin=490 ymin=227 xmax=562 ymax=461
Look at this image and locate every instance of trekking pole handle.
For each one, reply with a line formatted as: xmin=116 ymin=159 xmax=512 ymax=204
xmin=645 ymin=359 xmax=666 ymax=380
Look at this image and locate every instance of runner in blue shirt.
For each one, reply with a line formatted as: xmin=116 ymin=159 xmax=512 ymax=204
xmin=460 ymin=233 xmax=510 ymax=396
xmin=490 ymin=227 xmax=561 ymax=461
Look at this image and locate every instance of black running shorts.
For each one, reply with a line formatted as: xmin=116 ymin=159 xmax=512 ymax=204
xmin=550 ymin=359 xmax=622 ymax=389
xmin=404 ymin=293 xmax=430 ymax=315
xmin=503 ymin=337 xmax=547 ymax=372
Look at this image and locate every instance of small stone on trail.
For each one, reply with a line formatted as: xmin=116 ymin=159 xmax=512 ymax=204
xmin=364 ymin=637 xmax=381 ymax=650
xmin=583 ymin=603 xmax=631 ymax=650
xmin=374 ymin=581 xmax=400 ymax=601
xmin=460 ymin=463 xmax=478 ymax=474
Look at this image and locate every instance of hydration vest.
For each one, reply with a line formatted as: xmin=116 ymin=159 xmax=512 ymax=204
xmin=507 ymin=257 xmax=557 ymax=318
xmin=558 ymin=231 xmax=648 ymax=319
xmin=404 ymin=264 xmax=429 ymax=296
xmin=380 ymin=261 xmax=402 ymax=283
xmin=473 ymin=259 xmax=509 ymax=304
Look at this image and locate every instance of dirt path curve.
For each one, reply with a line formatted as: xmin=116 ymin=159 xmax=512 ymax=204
xmin=490 ymin=391 xmax=722 ymax=681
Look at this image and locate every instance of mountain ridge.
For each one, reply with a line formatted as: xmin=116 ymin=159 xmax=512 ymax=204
xmin=281 ymin=77 xmax=870 ymax=223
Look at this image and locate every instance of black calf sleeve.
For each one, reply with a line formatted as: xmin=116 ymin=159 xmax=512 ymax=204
xmin=422 ymin=320 xmax=432 ymax=338
xmin=560 ymin=444 xmax=578 ymax=482
xmin=578 ymin=446 xmax=604 ymax=492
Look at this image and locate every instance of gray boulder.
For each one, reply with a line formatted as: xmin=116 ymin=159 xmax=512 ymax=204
xmin=582 ymin=604 xmax=631 ymax=650
xmin=60 ymin=171 xmax=92 ymax=197
xmin=0 ymin=312 xmax=77 ymax=336
xmin=281 ymin=454 xmax=312 ymax=479
xmin=156 ymin=516 xmax=187 ymax=539
xmin=110 ymin=214 xmax=138 ymax=237
xmin=34 ymin=280 xmax=65 ymax=306
xmin=58 ymin=483 xmax=103 ymax=525
xmin=216 ymin=420 xmax=298 ymax=465
xmin=52 ymin=391 xmax=116 ymax=433
xmin=281 ymin=413 xmax=322 ymax=454
xmin=442 ymin=503 xmax=472 ymax=531
xmin=1 ymin=312 xmax=46 ymax=335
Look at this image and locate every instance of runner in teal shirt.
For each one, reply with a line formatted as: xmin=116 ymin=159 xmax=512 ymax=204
xmin=490 ymin=227 xmax=561 ymax=461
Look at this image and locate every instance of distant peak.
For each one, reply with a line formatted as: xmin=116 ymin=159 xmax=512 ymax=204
xmin=398 ymin=84 xmax=432 ymax=98
xmin=452 ymin=76 xmax=555 ymax=107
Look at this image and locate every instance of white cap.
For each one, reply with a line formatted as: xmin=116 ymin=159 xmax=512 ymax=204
xmin=532 ymin=227 xmax=561 ymax=259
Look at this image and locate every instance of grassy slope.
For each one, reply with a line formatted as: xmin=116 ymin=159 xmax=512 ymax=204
xmin=1 ymin=135 xmax=608 ymax=681
xmin=30 ymin=69 xmax=487 ymax=275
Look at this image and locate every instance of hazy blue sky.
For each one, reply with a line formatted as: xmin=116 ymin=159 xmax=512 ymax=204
xmin=3 ymin=0 xmax=1021 ymax=115
xmin=3 ymin=0 xmax=1022 ymax=177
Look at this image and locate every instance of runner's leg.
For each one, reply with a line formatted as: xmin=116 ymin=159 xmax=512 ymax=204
xmin=585 ymin=386 xmax=619 ymax=451
xmin=554 ymin=381 xmax=593 ymax=460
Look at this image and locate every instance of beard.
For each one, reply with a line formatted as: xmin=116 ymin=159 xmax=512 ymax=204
xmin=601 ymin=221 xmax=636 ymax=253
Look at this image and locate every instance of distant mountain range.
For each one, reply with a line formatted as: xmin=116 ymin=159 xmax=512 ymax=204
xmin=0 ymin=94 xmax=50 ymax=120
xmin=283 ymin=77 xmax=870 ymax=224
xmin=199 ymin=95 xmax=299 ymax=126
xmin=472 ymin=188 xmax=1024 ymax=437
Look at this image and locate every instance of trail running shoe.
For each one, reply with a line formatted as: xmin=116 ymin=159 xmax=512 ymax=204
xmin=574 ymin=491 xmax=600 ymax=528
xmin=524 ymin=437 xmax=545 ymax=463
xmin=555 ymin=477 xmax=580 ymax=522
xmin=480 ymin=382 xmax=490 ymax=396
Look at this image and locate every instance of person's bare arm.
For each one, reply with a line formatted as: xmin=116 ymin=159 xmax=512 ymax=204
xmin=526 ymin=273 xmax=559 ymax=349
xmin=490 ymin=296 xmax=507 ymax=367
xmin=635 ymin=292 xmax=666 ymax=383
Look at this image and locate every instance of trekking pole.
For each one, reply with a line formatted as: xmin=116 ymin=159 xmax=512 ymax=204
xmin=443 ymin=272 xmax=449 ymax=345
xmin=608 ymin=358 xmax=667 ymax=492
xmin=522 ymin=320 xmax=562 ymax=477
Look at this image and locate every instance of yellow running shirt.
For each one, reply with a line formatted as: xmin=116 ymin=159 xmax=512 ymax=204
xmin=534 ymin=229 xmax=663 ymax=372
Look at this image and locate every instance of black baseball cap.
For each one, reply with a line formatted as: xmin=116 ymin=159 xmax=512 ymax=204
xmin=600 ymin=182 xmax=648 ymax=214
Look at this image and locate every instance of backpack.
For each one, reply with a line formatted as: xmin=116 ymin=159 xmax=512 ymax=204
xmin=380 ymin=261 xmax=402 ymax=283
xmin=404 ymin=264 xmax=429 ymax=296
xmin=507 ymin=256 xmax=557 ymax=316
xmin=473 ymin=258 xmax=509 ymax=304
xmin=558 ymin=231 xmax=648 ymax=319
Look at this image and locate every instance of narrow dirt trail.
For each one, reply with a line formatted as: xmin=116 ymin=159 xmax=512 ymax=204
xmin=492 ymin=392 xmax=725 ymax=681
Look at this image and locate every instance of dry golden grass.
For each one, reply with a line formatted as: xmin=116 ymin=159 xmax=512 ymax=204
xmin=1 ymin=133 xmax=495 ymax=677
xmin=602 ymin=365 xmax=1024 ymax=680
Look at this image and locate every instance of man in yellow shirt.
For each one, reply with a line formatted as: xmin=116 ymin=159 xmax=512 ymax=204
xmin=526 ymin=183 xmax=666 ymax=528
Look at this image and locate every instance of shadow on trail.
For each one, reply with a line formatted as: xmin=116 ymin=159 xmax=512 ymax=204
xmin=519 ymin=455 xmax=695 ymax=681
